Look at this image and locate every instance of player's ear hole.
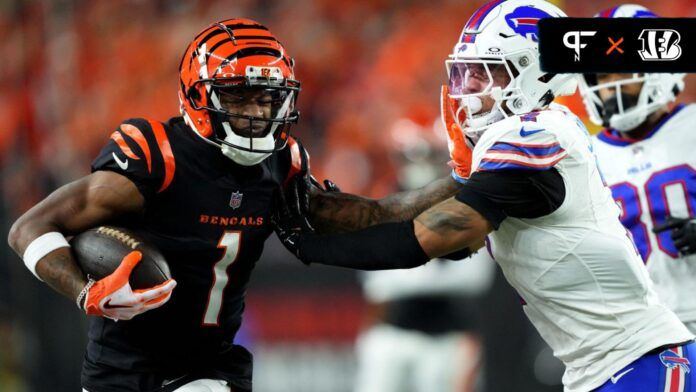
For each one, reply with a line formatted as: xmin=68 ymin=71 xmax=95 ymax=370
xmin=189 ymin=88 xmax=202 ymax=103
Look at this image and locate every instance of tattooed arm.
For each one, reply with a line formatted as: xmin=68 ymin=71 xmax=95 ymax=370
xmin=274 ymin=195 xmax=492 ymax=270
xmin=308 ymin=175 xmax=462 ymax=233
xmin=7 ymin=171 xmax=145 ymax=301
xmin=413 ymin=197 xmax=491 ymax=257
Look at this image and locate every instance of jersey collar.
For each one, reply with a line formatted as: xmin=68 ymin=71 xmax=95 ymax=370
xmin=596 ymin=104 xmax=685 ymax=147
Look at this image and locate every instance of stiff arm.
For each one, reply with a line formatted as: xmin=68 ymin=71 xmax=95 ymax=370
xmin=287 ymin=195 xmax=492 ymax=270
xmin=309 ymin=175 xmax=462 ymax=233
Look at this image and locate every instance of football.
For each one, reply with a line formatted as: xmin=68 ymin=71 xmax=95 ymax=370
xmin=70 ymin=226 xmax=171 ymax=289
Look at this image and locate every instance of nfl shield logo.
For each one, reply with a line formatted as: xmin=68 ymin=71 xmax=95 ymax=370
xmin=229 ymin=191 xmax=243 ymax=209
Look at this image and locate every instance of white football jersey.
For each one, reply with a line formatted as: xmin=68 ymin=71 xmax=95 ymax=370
xmin=471 ymin=103 xmax=693 ymax=392
xmin=593 ymin=104 xmax=696 ymax=329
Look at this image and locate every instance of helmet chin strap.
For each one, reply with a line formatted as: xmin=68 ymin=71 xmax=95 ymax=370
xmin=459 ymin=94 xmax=505 ymax=143
xmin=220 ymin=122 xmax=274 ymax=166
xmin=603 ymin=93 xmax=644 ymax=132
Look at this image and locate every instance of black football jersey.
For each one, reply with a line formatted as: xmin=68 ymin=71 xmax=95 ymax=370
xmin=86 ymin=117 xmax=301 ymax=376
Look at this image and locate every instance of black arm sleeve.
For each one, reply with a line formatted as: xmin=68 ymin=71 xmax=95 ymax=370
xmin=455 ymin=168 xmax=566 ymax=229
xmin=298 ymin=221 xmax=430 ymax=270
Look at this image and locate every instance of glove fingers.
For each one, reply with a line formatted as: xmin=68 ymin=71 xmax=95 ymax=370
xmin=289 ymin=177 xmax=303 ymax=216
xmin=440 ymin=85 xmax=453 ymax=132
xmin=680 ymin=246 xmax=696 ymax=256
xmin=653 ymin=217 xmax=689 ymax=233
xmin=440 ymin=86 xmax=466 ymax=143
xmin=323 ymin=179 xmax=341 ymax=193
xmin=115 ymin=251 xmax=143 ymax=277
xmin=273 ymin=187 xmax=291 ymax=221
xmin=298 ymin=142 xmax=310 ymax=173
xmin=671 ymin=228 xmax=685 ymax=240
xmin=89 ymin=252 xmax=142 ymax=306
xmin=142 ymin=291 xmax=173 ymax=308
xmin=133 ymin=279 xmax=177 ymax=303
xmin=299 ymin=177 xmax=312 ymax=212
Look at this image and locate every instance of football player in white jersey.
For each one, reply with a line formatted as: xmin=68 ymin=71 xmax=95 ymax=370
xmin=581 ymin=5 xmax=696 ymax=339
xmin=273 ymin=1 xmax=695 ymax=391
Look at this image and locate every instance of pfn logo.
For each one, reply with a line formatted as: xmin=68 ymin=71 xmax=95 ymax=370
xmin=563 ymin=31 xmax=596 ymax=61
xmin=638 ymin=29 xmax=682 ymax=61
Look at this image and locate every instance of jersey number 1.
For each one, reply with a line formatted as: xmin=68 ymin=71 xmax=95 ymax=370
xmin=203 ymin=231 xmax=241 ymax=326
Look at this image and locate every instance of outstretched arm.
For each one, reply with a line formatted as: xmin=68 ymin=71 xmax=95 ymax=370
xmin=308 ymin=175 xmax=462 ymax=233
xmin=275 ymin=168 xmax=567 ymax=270
xmin=275 ymin=195 xmax=492 ymax=271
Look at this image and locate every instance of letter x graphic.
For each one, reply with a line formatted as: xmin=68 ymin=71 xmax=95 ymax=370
xmin=607 ymin=37 xmax=624 ymax=55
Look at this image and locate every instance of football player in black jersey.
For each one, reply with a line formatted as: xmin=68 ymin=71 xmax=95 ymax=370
xmin=8 ymin=18 xmax=460 ymax=392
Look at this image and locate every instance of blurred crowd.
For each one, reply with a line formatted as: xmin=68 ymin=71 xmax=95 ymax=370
xmin=2 ymin=0 xmax=696 ymax=391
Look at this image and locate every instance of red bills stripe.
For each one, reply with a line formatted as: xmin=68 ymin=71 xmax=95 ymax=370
xmin=464 ymin=0 xmax=505 ymax=31
xmin=664 ymin=347 xmax=686 ymax=392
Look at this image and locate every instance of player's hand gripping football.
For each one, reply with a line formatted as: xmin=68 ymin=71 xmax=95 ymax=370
xmin=83 ymin=251 xmax=177 ymax=321
xmin=441 ymin=85 xmax=473 ymax=183
xmin=653 ymin=215 xmax=696 ymax=256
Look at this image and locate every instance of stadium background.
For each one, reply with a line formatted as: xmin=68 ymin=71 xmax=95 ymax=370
xmin=1 ymin=0 xmax=695 ymax=391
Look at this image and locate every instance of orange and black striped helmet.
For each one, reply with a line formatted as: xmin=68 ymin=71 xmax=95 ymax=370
xmin=178 ymin=18 xmax=300 ymax=166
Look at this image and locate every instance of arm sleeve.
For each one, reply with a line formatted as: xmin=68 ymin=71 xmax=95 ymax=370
xmin=298 ymin=221 xmax=430 ymax=270
xmin=455 ymin=168 xmax=566 ymax=229
xmin=91 ymin=118 xmax=168 ymax=202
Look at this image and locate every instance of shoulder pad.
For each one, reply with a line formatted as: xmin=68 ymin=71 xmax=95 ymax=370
xmin=99 ymin=118 xmax=176 ymax=194
xmin=475 ymin=112 xmax=567 ymax=172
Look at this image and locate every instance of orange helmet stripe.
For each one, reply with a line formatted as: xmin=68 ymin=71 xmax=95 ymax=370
xmin=109 ymin=131 xmax=140 ymax=160
xmin=119 ymin=124 xmax=151 ymax=173
xmin=148 ymin=120 xmax=176 ymax=193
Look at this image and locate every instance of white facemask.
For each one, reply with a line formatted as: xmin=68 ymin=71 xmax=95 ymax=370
xmin=220 ymin=122 xmax=274 ymax=166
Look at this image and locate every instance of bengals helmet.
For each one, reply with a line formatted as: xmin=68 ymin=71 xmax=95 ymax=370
xmin=178 ymin=18 xmax=300 ymax=166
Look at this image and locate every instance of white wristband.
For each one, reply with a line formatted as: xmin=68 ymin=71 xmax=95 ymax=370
xmin=23 ymin=232 xmax=70 ymax=281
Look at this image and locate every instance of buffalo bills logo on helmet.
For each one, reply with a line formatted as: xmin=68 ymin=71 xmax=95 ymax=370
xmin=505 ymin=6 xmax=553 ymax=42
xmin=659 ymin=349 xmax=691 ymax=373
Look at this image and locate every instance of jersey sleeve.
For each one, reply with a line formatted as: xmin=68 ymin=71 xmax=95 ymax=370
xmin=91 ymin=118 xmax=175 ymax=201
xmin=476 ymin=125 xmax=568 ymax=172
xmin=455 ymin=168 xmax=566 ymax=229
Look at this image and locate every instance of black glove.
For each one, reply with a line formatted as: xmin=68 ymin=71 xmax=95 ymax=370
xmin=285 ymin=174 xmax=341 ymax=232
xmin=272 ymin=187 xmax=309 ymax=261
xmin=320 ymin=179 xmax=341 ymax=193
xmin=653 ymin=215 xmax=696 ymax=256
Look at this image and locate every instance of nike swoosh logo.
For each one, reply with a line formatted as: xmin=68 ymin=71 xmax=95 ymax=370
xmin=112 ymin=152 xmax=129 ymax=170
xmin=519 ymin=127 xmax=545 ymax=137
xmin=611 ymin=367 xmax=634 ymax=384
xmin=103 ymin=299 xmax=131 ymax=309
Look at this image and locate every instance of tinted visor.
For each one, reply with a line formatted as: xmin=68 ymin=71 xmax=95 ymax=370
xmin=448 ymin=62 xmax=510 ymax=95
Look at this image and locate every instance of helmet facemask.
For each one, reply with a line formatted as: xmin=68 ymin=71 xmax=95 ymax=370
xmin=446 ymin=57 xmax=521 ymax=144
xmin=580 ymin=73 xmax=682 ymax=132
xmin=187 ymin=72 xmax=300 ymax=166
